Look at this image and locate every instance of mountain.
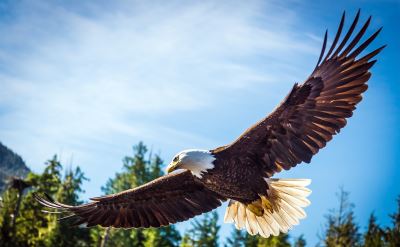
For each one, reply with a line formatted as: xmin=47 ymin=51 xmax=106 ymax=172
xmin=0 ymin=142 xmax=30 ymax=193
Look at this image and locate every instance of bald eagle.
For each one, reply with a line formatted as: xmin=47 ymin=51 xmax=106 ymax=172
xmin=35 ymin=11 xmax=384 ymax=238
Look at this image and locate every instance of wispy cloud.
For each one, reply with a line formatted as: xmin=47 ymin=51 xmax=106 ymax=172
xmin=0 ymin=0 xmax=320 ymax=197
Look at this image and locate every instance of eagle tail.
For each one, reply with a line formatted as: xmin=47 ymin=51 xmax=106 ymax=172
xmin=224 ymin=178 xmax=311 ymax=238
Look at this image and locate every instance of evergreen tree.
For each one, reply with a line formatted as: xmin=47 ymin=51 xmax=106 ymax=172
xmin=363 ymin=213 xmax=384 ymax=247
xmin=322 ymin=188 xmax=361 ymax=247
xmin=180 ymin=232 xmax=194 ymax=247
xmin=0 ymin=187 xmax=18 ymax=245
xmin=385 ymin=196 xmax=400 ymax=247
xmin=0 ymin=177 xmax=30 ymax=245
xmin=144 ymin=226 xmax=182 ymax=247
xmin=225 ymin=227 xmax=257 ymax=247
xmin=225 ymin=225 xmax=291 ymax=247
xmin=8 ymin=144 xmax=400 ymax=247
xmin=225 ymin=228 xmax=246 ymax=247
xmin=8 ymin=177 xmax=30 ymax=239
xmin=257 ymin=233 xmax=291 ymax=247
xmin=94 ymin=142 xmax=180 ymax=247
xmin=40 ymin=155 xmax=63 ymax=195
xmin=7 ymin=155 xmax=65 ymax=246
xmin=294 ymin=235 xmax=306 ymax=247
xmin=0 ymin=155 xmax=92 ymax=247
xmin=183 ymin=211 xmax=220 ymax=247
xmin=47 ymin=167 xmax=92 ymax=247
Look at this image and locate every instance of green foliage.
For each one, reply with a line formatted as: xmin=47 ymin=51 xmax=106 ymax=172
xmin=385 ymin=196 xmax=400 ymax=247
xmin=363 ymin=213 xmax=384 ymax=247
xmin=47 ymin=167 xmax=91 ymax=247
xmin=225 ymin=227 xmax=262 ymax=247
xmin=0 ymin=155 xmax=92 ymax=247
xmin=225 ymin=227 xmax=256 ymax=247
xmin=144 ymin=225 xmax=182 ymax=247
xmin=95 ymin=142 xmax=181 ymax=247
xmin=7 ymin=156 xmax=66 ymax=247
xmin=0 ymin=189 xmax=18 ymax=244
xmin=1 ymin=142 xmax=400 ymax=247
xmin=181 ymin=211 xmax=220 ymax=247
xmin=322 ymin=188 xmax=361 ymax=247
xmin=258 ymin=234 xmax=290 ymax=247
xmin=293 ymin=235 xmax=306 ymax=247
xmin=225 ymin=227 xmax=290 ymax=247
xmin=180 ymin=233 xmax=194 ymax=247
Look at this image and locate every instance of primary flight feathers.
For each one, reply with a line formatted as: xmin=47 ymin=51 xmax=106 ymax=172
xmin=34 ymin=10 xmax=384 ymax=237
xmin=35 ymin=170 xmax=224 ymax=227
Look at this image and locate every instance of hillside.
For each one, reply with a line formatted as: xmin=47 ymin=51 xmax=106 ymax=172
xmin=0 ymin=142 xmax=30 ymax=192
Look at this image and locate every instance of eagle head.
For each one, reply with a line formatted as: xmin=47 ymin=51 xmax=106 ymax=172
xmin=166 ymin=149 xmax=215 ymax=178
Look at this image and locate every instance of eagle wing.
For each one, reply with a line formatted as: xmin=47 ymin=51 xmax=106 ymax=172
xmin=34 ymin=170 xmax=225 ymax=228
xmin=212 ymin=11 xmax=385 ymax=177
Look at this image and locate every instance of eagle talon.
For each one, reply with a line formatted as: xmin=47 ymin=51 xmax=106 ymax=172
xmin=260 ymin=196 xmax=274 ymax=213
xmin=247 ymin=201 xmax=264 ymax=216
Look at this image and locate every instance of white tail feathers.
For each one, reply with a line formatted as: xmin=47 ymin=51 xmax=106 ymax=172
xmin=224 ymin=178 xmax=311 ymax=238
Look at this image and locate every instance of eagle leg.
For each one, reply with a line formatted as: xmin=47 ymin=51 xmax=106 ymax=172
xmin=247 ymin=200 xmax=264 ymax=217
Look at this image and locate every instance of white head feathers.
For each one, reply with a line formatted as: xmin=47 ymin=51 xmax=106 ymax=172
xmin=167 ymin=149 xmax=215 ymax=178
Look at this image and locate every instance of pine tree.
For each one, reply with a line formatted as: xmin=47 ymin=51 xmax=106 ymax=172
xmin=41 ymin=155 xmax=63 ymax=195
xmin=144 ymin=226 xmax=182 ymax=247
xmin=0 ymin=187 xmax=18 ymax=246
xmin=0 ymin=155 xmax=94 ymax=247
xmin=257 ymin=233 xmax=291 ymax=247
xmin=7 ymin=156 xmax=65 ymax=246
xmin=0 ymin=177 xmax=30 ymax=246
xmin=294 ymin=235 xmax=306 ymax=247
xmin=385 ymin=196 xmax=400 ymax=247
xmin=144 ymin=154 xmax=181 ymax=246
xmin=225 ymin=227 xmax=257 ymax=247
xmin=225 ymin=225 xmax=291 ymax=247
xmin=180 ymin=232 xmax=194 ymax=247
xmin=47 ymin=167 xmax=92 ymax=247
xmin=225 ymin=228 xmax=246 ymax=247
xmin=363 ymin=213 xmax=384 ymax=247
xmin=322 ymin=188 xmax=361 ymax=247
xmin=8 ymin=177 xmax=30 ymax=238
xmin=96 ymin=143 xmax=148 ymax=247
xmin=94 ymin=142 xmax=181 ymax=247
xmin=183 ymin=211 xmax=220 ymax=247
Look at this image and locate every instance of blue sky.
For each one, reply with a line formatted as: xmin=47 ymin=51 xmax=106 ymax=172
xmin=0 ymin=0 xmax=399 ymax=245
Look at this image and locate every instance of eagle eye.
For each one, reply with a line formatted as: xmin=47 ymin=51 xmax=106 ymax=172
xmin=173 ymin=156 xmax=179 ymax=162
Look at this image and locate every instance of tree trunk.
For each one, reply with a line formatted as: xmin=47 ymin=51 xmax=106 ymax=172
xmin=11 ymin=190 xmax=23 ymax=238
xmin=100 ymin=227 xmax=111 ymax=247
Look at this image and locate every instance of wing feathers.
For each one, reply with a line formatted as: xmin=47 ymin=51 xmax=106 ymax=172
xmin=34 ymin=171 xmax=225 ymax=228
xmin=314 ymin=30 xmax=328 ymax=71
xmin=212 ymin=10 xmax=383 ymax=177
xmin=332 ymin=9 xmax=360 ymax=58
xmin=348 ymin=27 xmax=382 ymax=60
xmin=358 ymin=45 xmax=386 ymax=63
xmin=340 ymin=16 xmax=371 ymax=58
xmin=323 ymin=11 xmax=345 ymax=63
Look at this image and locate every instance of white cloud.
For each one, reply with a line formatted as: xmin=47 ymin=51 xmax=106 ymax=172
xmin=0 ymin=0 xmax=320 ymax=198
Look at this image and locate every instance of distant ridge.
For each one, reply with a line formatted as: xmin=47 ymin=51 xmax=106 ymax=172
xmin=0 ymin=142 xmax=30 ymax=193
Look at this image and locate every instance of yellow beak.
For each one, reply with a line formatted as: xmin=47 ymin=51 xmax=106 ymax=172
xmin=166 ymin=163 xmax=176 ymax=173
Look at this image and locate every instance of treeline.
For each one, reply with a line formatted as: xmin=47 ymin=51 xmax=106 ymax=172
xmin=0 ymin=142 xmax=399 ymax=247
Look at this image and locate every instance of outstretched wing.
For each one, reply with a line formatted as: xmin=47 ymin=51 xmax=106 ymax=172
xmin=212 ymin=11 xmax=385 ymax=177
xmin=34 ymin=170 xmax=225 ymax=228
